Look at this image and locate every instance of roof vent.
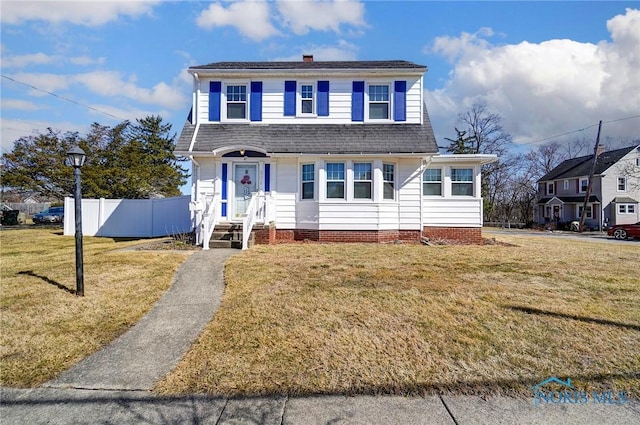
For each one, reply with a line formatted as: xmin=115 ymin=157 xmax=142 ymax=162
xmin=303 ymin=54 xmax=314 ymax=62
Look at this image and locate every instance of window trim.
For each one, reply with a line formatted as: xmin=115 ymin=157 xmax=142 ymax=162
xmin=546 ymin=182 xmax=554 ymax=196
xmin=617 ymin=177 xmax=627 ymax=192
xmin=301 ymin=163 xmax=315 ymax=200
xmin=298 ymin=82 xmax=316 ymax=116
xmin=383 ymin=163 xmax=395 ymax=200
xmin=366 ymin=82 xmax=391 ymax=121
xmin=563 ymin=180 xmax=569 ymax=190
xmin=618 ymin=203 xmax=636 ymax=214
xmin=224 ymin=82 xmax=248 ymax=121
xmin=579 ymin=177 xmax=589 ymax=193
xmin=325 ymin=162 xmax=345 ymax=200
xmin=451 ymin=168 xmax=474 ymax=197
xmin=578 ymin=204 xmax=593 ymax=219
xmin=422 ymin=168 xmax=443 ymax=197
xmin=353 ymin=162 xmax=372 ymax=200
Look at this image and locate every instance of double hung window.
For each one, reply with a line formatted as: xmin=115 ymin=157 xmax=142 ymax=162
xmin=618 ymin=177 xmax=627 ymax=191
xmin=226 ymin=85 xmax=247 ymax=119
xmin=423 ymin=168 xmax=442 ymax=196
xmin=618 ymin=204 xmax=636 ymax=214
xmin=301 ymin=164 xmax=315 ymax=200
xmin=383 ymin=163 xmax=395 ymax=200
xmin=579 ymin=178 xmax=589 ymax=193
xmin=451 ymin=168 xmax=474 ymax=196
xmin=368 ymin=85 xmax=389 ymax=119
xmin=353 ymin=163 xmax=372 ymax=199
xmin=301 ymin=84 xmax=314 ymax=114
xmin=326 ymin=163 xmax=345 ymax=199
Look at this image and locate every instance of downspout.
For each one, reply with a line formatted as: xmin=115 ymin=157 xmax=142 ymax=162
xmin=420 ymin=156 xmax=434 ymax=234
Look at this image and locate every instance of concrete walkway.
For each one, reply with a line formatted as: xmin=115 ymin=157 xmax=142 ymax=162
xmin=45 ymin=248 xmax=239 ymax=391
xmin=2 ymin=247 xmax=639 ymax=424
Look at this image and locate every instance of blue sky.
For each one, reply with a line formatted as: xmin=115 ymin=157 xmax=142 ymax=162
xmin=2 ymin=1 xmax=639 ymax=167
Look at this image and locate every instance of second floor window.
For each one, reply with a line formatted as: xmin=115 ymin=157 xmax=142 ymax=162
xmin=226 ymin=85 xmax=246 ymax=119
xmin=547 ymin=182 xmax=554 ymax=195
xmin=452 ymin=168 xmax=474 ymax=196
xmin=301 ymin=84 xmax=314 ymax=114
xmin=618 ymin=177 xmax=627 ymax=191
xmin=353 ymin=162 xmax=372 ymax=199
xmin=326 ymin=162 xmax=345 ymax=199
xmin=580 ymin=178 xmax=589 ymax=193
xmin=368 ymin=85 xmax=389 ymax=119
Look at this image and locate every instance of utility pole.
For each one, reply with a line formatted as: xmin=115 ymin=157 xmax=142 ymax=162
xmin=579 ymin=120 xmax=602 ymax=233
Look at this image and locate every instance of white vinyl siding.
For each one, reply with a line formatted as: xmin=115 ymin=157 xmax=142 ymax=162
xmin=195 ymin=76 xmax=423 ymax=124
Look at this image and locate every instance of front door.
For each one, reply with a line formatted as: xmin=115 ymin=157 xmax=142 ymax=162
xmin=233 ymin=163 xmax=258 ymax=218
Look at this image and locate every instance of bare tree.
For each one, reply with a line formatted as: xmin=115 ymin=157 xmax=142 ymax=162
xmin=448 ymin=101 xmax=514 ymax=222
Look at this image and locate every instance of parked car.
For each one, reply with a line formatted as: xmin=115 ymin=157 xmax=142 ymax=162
xmin=33 ymin=207 xmax=64 ymax=224
xmin=607 ymin=221 xmax=640 ymax=240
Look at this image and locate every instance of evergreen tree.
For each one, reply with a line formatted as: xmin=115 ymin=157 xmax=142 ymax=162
xmin=1 ymin=116 xmax=189 ymax=199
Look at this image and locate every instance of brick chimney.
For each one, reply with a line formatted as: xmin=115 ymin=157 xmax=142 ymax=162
xmin=596 ymin=144 xmax=605 ymax=157
xmin=303 ymin=54 xmax=314 ymax=62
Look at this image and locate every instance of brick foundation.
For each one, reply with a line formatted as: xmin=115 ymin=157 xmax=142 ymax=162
xmin=271 ymin=229 xmax=422 ymax=244
xmin=255 ymin=227 xmax=481 ymax=246
xmin=421 ymin=226 xmax=482 ymax=244
xmin=253 ymin=222 xmax=276 ymax=245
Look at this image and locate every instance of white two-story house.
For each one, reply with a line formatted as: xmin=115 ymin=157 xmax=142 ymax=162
xmin=535 ymin=144 xmax=640 ymax=230
xmin=175 ymin=56 xmax=496 ymax=248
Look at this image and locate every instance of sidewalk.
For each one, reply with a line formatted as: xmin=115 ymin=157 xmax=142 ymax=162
xmin=2 ymin=248 xmax=638 ymax=424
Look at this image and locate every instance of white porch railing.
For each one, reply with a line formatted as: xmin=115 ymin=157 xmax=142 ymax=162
xmin=242 ymin=190 xmax=273 ymax=250
xmin=192 ymin=192 xmax=220 ymax=250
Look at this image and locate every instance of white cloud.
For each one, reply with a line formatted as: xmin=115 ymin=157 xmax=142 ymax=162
xmin=196 ymin=1 xmax=279 ymax=41
xmin=69 ymin=55 xmax=106 ymax=66
xmin=1 ymin=52 xmax=55 ymax=68
xmin=0 ymin=0 xmax=160 ymax=26
xmin=276 ymin=0 xmax=366 ymax=35
xmin=273 ymin=40 xmax=359 ymax=61
xmin=424 ymin=8 xmax=640 ymax=147
xmin=1 ymin=98 xmax=43 ymax=111
xmin=1 ymin=52 xmax=106 ymax=69
xmin=8 ymin=72 xmax=70 ymax=95
xmin=73 ymin=71 xmax=189 ymax=110
xmin=0 ymin=117 xmax=88 ymax=153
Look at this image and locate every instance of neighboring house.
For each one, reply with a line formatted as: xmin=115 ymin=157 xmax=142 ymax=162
xmin=175 ymin=56 xmax=496 ymax=248
xmin=535 ymin=144 xmax=640 ymax=230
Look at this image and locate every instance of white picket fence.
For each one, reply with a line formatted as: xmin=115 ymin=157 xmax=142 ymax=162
xmin=63 ymin=196 xmax=191 ymax=238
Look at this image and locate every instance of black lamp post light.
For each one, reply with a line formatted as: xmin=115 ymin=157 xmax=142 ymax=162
xmin=67 ymin=146 xmax=86 ymax=296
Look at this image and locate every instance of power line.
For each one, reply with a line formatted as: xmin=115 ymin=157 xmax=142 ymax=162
xmin=521 ymin=115 xmax=640 ymax=146
xmin=1 ymin=74 xmax=127 ymax=121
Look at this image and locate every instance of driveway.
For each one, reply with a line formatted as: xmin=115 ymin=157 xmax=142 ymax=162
xmin=483 ymin=228 xmax=639 ymax=246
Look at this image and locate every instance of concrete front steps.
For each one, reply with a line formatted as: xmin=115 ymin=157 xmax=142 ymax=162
xmin=209 ymin=222 xmax=255 ymax=249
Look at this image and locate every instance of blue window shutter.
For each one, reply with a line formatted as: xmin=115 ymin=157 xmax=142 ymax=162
xmin=352 ymin=81 xmax=364 ymax=122
xmin=209 ymin=81 xmax=221 ymax=121
xmin=284 ymin=81 xmax=296 ymax=116
xmin=221 ymin=163 xmax=228 ymax=217
xmin=394 ymin=80 xmax=407 ymax=122
xmin=250 ymin=81 xmax=262 ymax=121
xmin=317 ymin=81 xmax=329 ymax=116
xmin=265 ymin=164 xmax=271 ymax=192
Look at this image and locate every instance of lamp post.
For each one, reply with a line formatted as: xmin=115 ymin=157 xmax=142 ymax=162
xmin=67 ymin=146 xmax=86 ymax=296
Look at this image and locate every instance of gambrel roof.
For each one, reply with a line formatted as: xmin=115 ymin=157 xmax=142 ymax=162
xmin=538 ymin=145 xmax=638 ymax=182
xmin=175 ymin=107 xmax=438 ymax=155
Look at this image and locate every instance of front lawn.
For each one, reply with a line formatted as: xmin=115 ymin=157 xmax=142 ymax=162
xmin=156 ymin=235 xmax=640 ymax=398
xmin=0 ymin=228 xmax=191 ymax=387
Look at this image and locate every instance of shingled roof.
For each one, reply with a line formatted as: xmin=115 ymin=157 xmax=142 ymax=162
xmin=175 ymin=106 xmax=438 ymax=155
xmin=538 ymin=145 xmax=638 ymax=182
xmin=189 ymin=60 xmax=426 ymax=72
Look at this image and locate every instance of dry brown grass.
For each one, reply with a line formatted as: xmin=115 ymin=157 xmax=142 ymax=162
xmin=1 ymin=228 xmax=190 ymax=387
xmin=156 ymin=235 xmax=640 ymax=398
